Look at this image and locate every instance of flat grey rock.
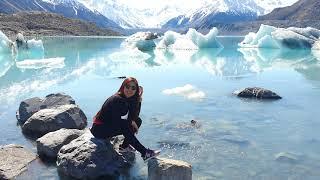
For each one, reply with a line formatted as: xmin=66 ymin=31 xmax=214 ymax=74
xmin=148 ymin=158 xmax=192 ymax=180
xmin=0 ymin=144 xmax=37 ymax=180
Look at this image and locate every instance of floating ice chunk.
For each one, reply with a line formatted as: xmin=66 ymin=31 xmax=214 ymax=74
xmin=0 ymin=31 xmax=14 ymax=53
xmin=257 ymin=35 xmax=281 ymax=49
xmin=26 ymin=39 xmax=44 ymax=51
xmin=239 ymin=24 xmax=320 ymax=49
xmin=312 ymin=40 xmax=320 ymax=50
xmin=186 ymin=28 xmax=223 ymax=48
xmin=287 ymin=27 xmax=320 ymax=40
xmin=272 ymin=29 xmax=314 ymax=49
xmin=312 ymin=41 xmax=320 ymax=60
xmin=0 ymin=54 xmax=15 ymax=78
xmin=16 ymin=57 xmax=65 ymax=69
xmin=240 ymin=25 xmax=277 ymax=48
xmin=16 ymin=39 xmax=45 ymax=60
xmin=157 ymin=27 xmax=223 ymax=50
xmin=162 ymin=84 xmax=205 ymax=101
xmin=122 ymin=32 xmax=158 ymax=51
xmin=157 ymin=31 xmax=181 ymax=49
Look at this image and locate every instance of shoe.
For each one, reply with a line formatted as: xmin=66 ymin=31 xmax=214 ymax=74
xmin=142 ymin=149 xmax=160 ymax=162
xmin=119 ymin=145 xmax=136 ymax=153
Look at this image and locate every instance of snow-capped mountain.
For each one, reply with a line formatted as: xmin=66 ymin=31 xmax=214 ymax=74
xmin=78 ymin=0 xmax=190 ymax=29
xmin=0 ymin=0 xmax=122 ymax=31
xmin=163 ymin=0 xmax=299 ymax=29
xmin=77 ymin=0 xmax=298 ymax=29
xmin=0 ymin=0 xmax=300 ymax=30
xmin=254 ymin=0 xmax=298 ymax=14
xmin=163 ymin=0 xmax=263 ymax=29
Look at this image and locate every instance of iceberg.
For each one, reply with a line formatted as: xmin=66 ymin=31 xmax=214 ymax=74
xmin=16 ymin=38 xmax=45 ymax=60
xmin=186 ymin=28 xmax=223 ymax=48
xmin=157 ymin=27 xmax=223 ymax=50
xmin=239 ymin=24 xmax=320 ymax=49
xmin=312 ymin=40 xmax=320 ymax=60
xmin=122 ymin=32 xmax=158 ymax=51
xmin=0 ymin=54 xmax=15 ymax=78
xmin=0 ymin=31 xmax=14 ymax=53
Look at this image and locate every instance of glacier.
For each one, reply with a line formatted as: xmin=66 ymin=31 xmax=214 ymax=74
xmin=239 ymin=24 xmax=320 ymax=49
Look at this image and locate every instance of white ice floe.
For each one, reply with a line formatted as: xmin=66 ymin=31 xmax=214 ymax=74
xmin=122 ymin=32 xmax=158 ymax=51
xmin=16 ymin=39 xmax=45 ymax=60
xmin=157 ymin=27 xmax=223 ymax=50
xmin=186 ymin=28 xmax=223 ymax=48
xmin=239 ymin=24 xmax=320 ymax=49
xmin=0 ymin=54 xmax=15 ymax=78
xmin=0 ymin=31 xmax=14 ymax=53
xmin=312 ymin=40 xmax=320 ymax=60
xmin=162 ymin=84 xmax=205 ymax=101
xmin=16 ymin=57 xmax=65 ymax=69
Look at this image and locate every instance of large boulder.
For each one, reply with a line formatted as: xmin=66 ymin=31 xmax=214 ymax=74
xmin=22 ymin=104 xmax=87 ymax=138
xmin=0 ymin=144 xmax=37 ymax=180
xmin=17 ymin=93 xmax=76 ymax=124
xmin=148 ymin=158 xmax=192 ymax=180
xmin=234 ymin=87 xmax=282 ymax=99
xmin=36 ymin=128 xmax=86 ymax=160
xmin=57 ymin=132 xmax=135 ymax=179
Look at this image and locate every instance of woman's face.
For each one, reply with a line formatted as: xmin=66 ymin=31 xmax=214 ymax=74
xmin=124 ymin=81 xmax=137 ymax=98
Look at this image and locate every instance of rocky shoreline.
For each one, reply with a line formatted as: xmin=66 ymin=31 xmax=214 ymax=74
xmin=0 ymin=11 xmax=122 ymax=39
xmin=0 ymin=93 xmax=192 ymax=180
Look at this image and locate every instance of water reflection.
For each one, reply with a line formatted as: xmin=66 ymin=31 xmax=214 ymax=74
xmin=0 ymin=38 xmax=122 ymax=104
xmin=239 ymin=48 xmax=320 ymax=81
xmin=1 ymin=37 xmax=320 ymax=180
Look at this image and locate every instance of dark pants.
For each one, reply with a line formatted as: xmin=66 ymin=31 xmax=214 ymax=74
xmin=90 ymin=117 xmax=146 ymax=155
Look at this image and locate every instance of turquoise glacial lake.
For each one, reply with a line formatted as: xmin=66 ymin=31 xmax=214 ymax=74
xmin=1 ymin=36 xmax=320 ymax=179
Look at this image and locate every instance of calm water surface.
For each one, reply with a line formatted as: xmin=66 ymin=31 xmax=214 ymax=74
xmin=1 ymin=36 xmax=320 ymax=179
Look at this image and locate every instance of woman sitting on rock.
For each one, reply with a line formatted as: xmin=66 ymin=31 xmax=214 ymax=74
xmin=90 ymin=77 xmax=159 ymax=161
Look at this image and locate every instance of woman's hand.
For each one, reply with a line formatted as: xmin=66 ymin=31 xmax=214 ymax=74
xmin=131 ymin=121 xmax=139 ymax=134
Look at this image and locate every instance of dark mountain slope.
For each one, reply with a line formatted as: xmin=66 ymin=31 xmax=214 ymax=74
xmin=259 ymin=0 xmax=320 ymax=20
xmin=0 ymin=11 xmax=121 ymax=38
xmin=0 ymin=0 xmax=123 ymax=32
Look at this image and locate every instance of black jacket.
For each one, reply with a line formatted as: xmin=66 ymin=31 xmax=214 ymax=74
xmin=95 ymin=94 xmax=141 ymax=127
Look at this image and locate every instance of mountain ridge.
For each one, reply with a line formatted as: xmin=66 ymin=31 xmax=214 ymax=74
xmin=0 ymin=0 xmax=123 ymax=32
xmin=259 ymin=0 xmax=320 ymax=21
xmin=0 ymin=11 xmax=120 ymax=38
